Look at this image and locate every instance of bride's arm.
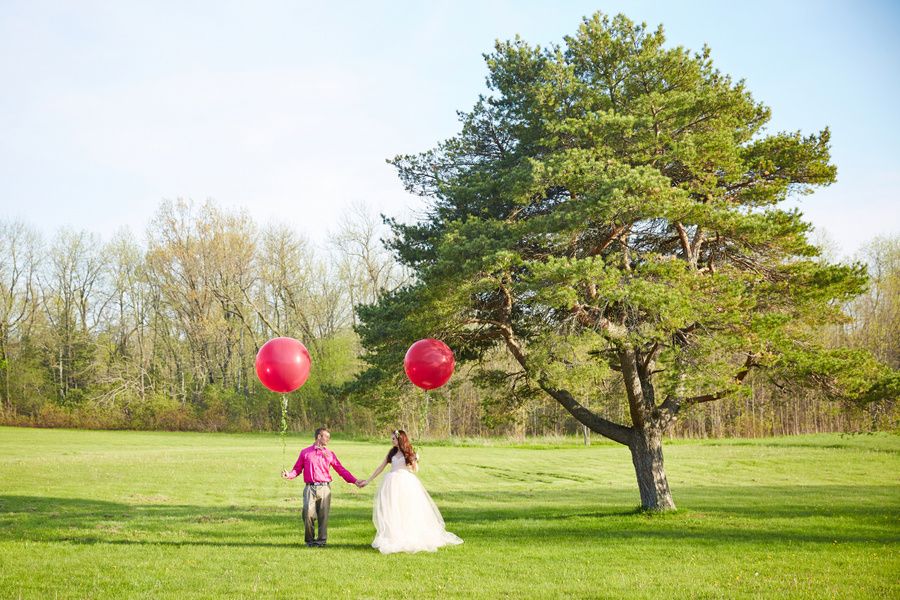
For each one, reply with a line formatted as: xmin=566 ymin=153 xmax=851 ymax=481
xmin=360 ymin=458 xmax=388 ymax=486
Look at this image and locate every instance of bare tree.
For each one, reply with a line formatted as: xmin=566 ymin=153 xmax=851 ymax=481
xmin=332 ymin=201 xmax=408 ymax=326
xmin=0 ymin=220 xmax=40 ymax=409
xmin=843 ymin=236 xmax=899 ymax=367
xmin=94 ymin=229 xmax=155 ymax=406
xmin=146 ymin=200 xmax=220 ymax=399
xmin=38 ymin=229 xmax=107 ymax=402
xmin=146 ymin=199 xmax=260 ymax=399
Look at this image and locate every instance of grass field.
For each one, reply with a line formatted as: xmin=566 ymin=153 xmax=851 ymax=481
xmin=0 ymin=427 xmax=898 ymax=599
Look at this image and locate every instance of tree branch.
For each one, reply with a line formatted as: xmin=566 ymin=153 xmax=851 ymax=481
xmin=682 ymin=355 xmax=754 ymax=406
xmin=690 ymin=226 xmax=705 ymax=265
xmin=241 ymin=287 xmax=281 ymax=338
xmin=673 ymin=221 xmax=695 ymax=268
xmin=619 ymin=347 xmax=651 ymax=427
xmin=538 ymin=381 xmax=633 ymax=446
xmin=585 ymin=224 xmax=628 ymax=257
xmin=570 ymin=304 xmax=629 ymax=340
xmin=641 ymin=342 xmax=660 ymax=371
xmin=470 ymin=315 xmax=633 ymax=446
xmin=658 ymin=354 xmax=756 ymax=418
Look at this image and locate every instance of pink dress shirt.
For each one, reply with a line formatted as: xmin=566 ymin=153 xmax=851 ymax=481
xmin=291 ymin=444 xmax=357 ymax=484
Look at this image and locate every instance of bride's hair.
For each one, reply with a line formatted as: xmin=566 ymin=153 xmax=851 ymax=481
xmin=387 ymin=429 xmax=416 ymax=466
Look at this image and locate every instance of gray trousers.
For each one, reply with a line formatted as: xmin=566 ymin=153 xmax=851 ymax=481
xmin=302 ymin=484 xmax=331 ymax=545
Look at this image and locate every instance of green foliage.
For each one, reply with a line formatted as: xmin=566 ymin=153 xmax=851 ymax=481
xmin=358 ymin=10 xmax=897 ymax=432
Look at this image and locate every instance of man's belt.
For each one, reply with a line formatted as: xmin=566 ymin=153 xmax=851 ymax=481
xmin=307 ymin=481 xmax=330 ymax=486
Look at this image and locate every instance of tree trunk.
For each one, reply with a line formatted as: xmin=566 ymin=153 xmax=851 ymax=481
xmin=1 ymin=338 xmax=10 ymax=411
xmin=629 ymin=426 xmax=676 ymax=511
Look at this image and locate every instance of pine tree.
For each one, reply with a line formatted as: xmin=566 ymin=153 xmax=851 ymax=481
xmin=356 ymin=13 xmax=898 ymax=510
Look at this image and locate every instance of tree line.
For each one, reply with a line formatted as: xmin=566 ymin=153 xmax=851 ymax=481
xmin=0 ymin=199 xmax=404 ymax=432
xmin=0 ymin=201 xmax=895 ymax=438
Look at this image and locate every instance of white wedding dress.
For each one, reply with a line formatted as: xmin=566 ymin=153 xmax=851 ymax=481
xmin=371 ymin=451 xmax=463 ymax=554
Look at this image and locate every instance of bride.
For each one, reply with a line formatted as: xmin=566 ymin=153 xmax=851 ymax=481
xmin=358 ymin=430 xmax=463 ymax=554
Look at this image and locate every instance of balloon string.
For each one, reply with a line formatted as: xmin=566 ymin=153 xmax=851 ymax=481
xmin=280 ymin=394 xmax=288 ymax=471
xmin=423 ymin=387 xmax=428 ymax=438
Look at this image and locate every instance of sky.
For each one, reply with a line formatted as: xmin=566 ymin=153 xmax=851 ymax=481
xmin=1 ymin=0 xmax=898 ymax=258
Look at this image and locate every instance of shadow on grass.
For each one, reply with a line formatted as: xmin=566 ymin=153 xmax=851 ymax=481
xmin=1 ymin=484 xmax=897 ymax=550
xmin=42 ymin=538 xmax=374 ymax=551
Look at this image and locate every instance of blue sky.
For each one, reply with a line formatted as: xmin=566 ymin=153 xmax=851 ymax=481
xmin=1 ymin=0 xmax=898 ymax=257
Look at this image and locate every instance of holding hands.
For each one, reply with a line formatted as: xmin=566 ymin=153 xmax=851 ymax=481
xmin=280 ymin=469 xmax=364 ymax=486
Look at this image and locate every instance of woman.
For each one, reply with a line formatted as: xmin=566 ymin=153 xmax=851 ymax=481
xmin=358 ymin=430 xmax=463 ymax=554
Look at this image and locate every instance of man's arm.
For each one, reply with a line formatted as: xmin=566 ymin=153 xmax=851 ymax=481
xmin=329 ymin=452 xmax=357 ymax=484
xmin=282 ymin=449 xmax=305 ymax=480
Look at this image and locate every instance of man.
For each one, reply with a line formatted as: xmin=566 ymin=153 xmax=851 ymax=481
xmin=282 ymin=427 xmax=361 ymax=547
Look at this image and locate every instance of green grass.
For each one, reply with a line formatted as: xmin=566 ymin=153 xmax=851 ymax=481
xmin=0 ymin=427 xmax=897 ymax=599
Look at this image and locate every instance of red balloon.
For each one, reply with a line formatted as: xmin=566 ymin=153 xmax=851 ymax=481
xmin=255 ymin=337 xmax=311 ymax=393
xmin=404 ymin=338 xmax=455 ymax=390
